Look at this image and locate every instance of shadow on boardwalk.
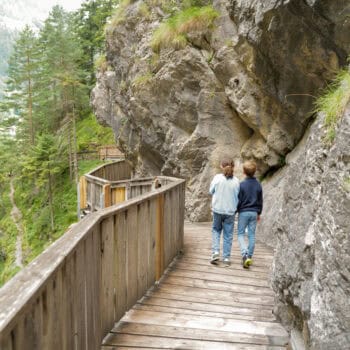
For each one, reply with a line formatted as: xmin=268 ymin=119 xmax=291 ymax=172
xmin=102 ymin=222 xmax=289 ymax=349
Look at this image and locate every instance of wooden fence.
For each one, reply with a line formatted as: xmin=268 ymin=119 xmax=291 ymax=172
xmin=0 ymin=176 xmax=185 ymax=350
xmin=79 ymin=161 xmax=169 ymax=213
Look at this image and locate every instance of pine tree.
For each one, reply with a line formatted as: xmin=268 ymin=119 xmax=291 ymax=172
xmin=73 ymin=0 xmax=119 ymax=87
xmin=38 ymin=6 xmax=88 ymax=183
xmin=21 ymin=133 xmax=65 ymax=232
xmin=2 ymin=26 xmax=40 ymax=145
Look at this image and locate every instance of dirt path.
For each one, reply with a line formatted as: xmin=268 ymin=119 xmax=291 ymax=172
xmin=9 ymin=178 xmax=24 ymax=268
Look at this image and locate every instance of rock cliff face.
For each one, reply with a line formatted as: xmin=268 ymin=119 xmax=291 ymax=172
xmin=258 ymin=105 xmax=350 ymax=350
xmin=91 ymin=0 xmax=349 ymax=220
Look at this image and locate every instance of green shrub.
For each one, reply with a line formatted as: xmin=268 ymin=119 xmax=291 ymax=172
xmin=151 ymin=6 xmax=219 ymax=53
xmin=315 ymin=69 xmax=350 ymax=143
xmin=94 ymin=54 xmax=109 ymax=72
xmin=132 ymin=72 xmax=154 ymax=88
xmin=107 ymin=0 xmax=133 ymax=29
xmin=76 ymin=114 xmax=115 ymax=151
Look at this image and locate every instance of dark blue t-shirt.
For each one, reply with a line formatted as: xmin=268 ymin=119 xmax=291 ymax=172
xmin=237 ymin=177 xmax=263 ymax=214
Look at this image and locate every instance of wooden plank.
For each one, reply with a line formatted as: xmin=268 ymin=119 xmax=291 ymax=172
xmin=167 ymin=268 xmax=270 ymax=288
xmin=162 ymin=276 xmax=274 ymax=297
xmin=74 ymin=244 xmax=87 ymax=350
xmin=179 ymin=256 xmax=270 ymax=274
xmin=185 ymin=247 xmax=274 ymax=260
xmin=85 ymin=228 xmax=102 ymax=350
xmin=103 ymin=333 xmax=286 ymax=349
xmin=100 ymin=217 xmax=115 ymax=337
xmin=79 ymin=176 xmax=87 ymax=209
xmin=137 ymin=203 xmax=149 ymax=300
xmin=137 ymin=295 xmax=274 ymax=319
xmin=122 ymin=309 xmax=289 ymax=339
xmin=126 ymin=206 xmax=138 ymax=310
xmin=133 ymin=303 xmax=275 ymax=322
xmin=155 ymin=194 xmax=164 ymax=281
xmin=144 ymin=290 xmax=274 ymax=312
xmin=174 ymin=261 xmax=270 ymax=281
xmin=157 ymin=284 xmax=274 ymax=306
xmin=148 ymin=199 xmax=157 ymax=287
xmin=115 ymin=212 xmax=127 ymax=322
xmin=113 ymin=187 xmax=125 ymax=204
xmin=111 ymin=321 xmax=281 ymax=346
xmin=103 ymin=184 xmax=111 ymax=208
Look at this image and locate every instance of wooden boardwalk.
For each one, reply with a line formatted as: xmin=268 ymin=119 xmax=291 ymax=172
xmin=102 ymin=222 xmax=289 ymax=349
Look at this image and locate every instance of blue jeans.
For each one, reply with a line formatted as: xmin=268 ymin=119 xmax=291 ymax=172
xmin=237 ymin=211 xmax=257 ymax=257
xmin=212 ymin=212 xmax=234 ymax=259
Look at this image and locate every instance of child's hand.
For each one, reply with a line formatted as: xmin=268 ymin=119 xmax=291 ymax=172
xmin=257 ymin=215 xmax=261 ymax=222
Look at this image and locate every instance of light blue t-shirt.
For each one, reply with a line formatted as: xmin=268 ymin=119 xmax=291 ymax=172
xmin=209 ymin=174 xmax=240 ymax=215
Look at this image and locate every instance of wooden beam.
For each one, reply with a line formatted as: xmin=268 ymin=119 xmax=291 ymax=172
xmin=155 ymin=194 xmax=164 ymax=281
xmin=79 ymin=176 xmax=87 ymax=209
xmin=103 ymin=184 xmax=111 ymax=208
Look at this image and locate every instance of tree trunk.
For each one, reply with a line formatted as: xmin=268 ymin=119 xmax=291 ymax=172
xmin=27 ymin=54 xmax=34 ymax=145
xmin=48 ymin=171 xmax=55 ymax=232
xmin=72 ymin=86 xmax=79 ymax=185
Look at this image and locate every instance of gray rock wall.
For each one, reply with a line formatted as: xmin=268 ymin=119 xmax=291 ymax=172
xmin=258 ymin=105 xmax=350 ymax=349
xmin=91 ymin=0 xmax=349 ymax=221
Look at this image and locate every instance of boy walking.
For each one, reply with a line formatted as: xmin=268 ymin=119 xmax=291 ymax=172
xmin=237 ymin=160 xmax=263 ymax=269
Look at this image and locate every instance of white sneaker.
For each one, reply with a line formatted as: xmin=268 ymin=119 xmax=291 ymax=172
xmin=210 ymin=252 xmax=219 ymax=264
xmin=223 ymin=258 xmax=231 ymax=267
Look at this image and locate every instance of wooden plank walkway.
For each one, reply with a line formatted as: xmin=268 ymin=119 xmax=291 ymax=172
xmin=102 ymin=222 xmax=289 ymax=349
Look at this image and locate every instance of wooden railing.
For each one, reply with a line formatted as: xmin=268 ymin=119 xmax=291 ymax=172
xmin=79 ymin=161 xmax=167 ymax=212
xmin=0 ymin=176 xmax=185 ymax=350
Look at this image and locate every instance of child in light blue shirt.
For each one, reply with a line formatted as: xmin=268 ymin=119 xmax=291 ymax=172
xmin=209 ymin=158 xmax=240 ymax=266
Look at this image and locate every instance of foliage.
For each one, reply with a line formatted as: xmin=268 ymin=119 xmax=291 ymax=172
xmin=151 ymin=6 xmax=219 ymax=53
xmin=2 ymin=26 xmax=40 ymax=145
xmin=107 ymin=0 xmax=133 ymax=28
xmin=94 ymin=54 xmax=109 ymax=72
xmin=73 ymin=0 xmax=119 ymax=87
xmin=0 ymin=1 xmax=118 ymax=287
xmin=76 ymin=113 xmax=115 ymax=151
xmin=132 ymin=72 xmax=154 ymax=89
xmin=315 ymin=69 xmax=350 ymax=143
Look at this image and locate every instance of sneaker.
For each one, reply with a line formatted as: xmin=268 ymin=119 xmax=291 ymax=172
xmin=246 ymin=256 xmax=253 ymax=266
xmin=210 ymin=252 xmax=219 ymax=264
xmin=242 ymin=255 xmax=250 ymax=269
xmin=223 ymin=258 xmax=231 ymax=267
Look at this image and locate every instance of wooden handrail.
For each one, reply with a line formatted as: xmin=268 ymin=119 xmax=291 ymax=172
xmin=0 ymin=176 xmax=185 ymax=350
xmin=81 ymin=161 xmax=158 ymax=213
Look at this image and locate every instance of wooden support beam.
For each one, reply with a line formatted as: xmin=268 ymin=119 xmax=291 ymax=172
xmin=155 ymin=194 xmax=164 ymax=281
xmin=79 ymin=176 xmax=87 ymax=209
xmin=103 ymin=184 xmax=111 ymax=208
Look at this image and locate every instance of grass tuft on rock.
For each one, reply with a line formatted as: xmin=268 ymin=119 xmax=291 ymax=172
xmin=107 ymin=0 xmax=133 ymax=29
xmin=151 ymin=6 xmax=219 ymax=53
xmin=315 ymin=69 xmax=350 ymax=143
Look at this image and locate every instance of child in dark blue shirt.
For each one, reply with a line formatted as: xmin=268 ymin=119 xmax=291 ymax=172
xmin=237 ymin=160 xmax=263 ymax=268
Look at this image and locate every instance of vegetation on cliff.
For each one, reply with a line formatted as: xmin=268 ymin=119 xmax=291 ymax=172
xmin=315 ymin=68 xmax=350 ymax=143
xmin=151 ymin=5 xmax=219 ymax=52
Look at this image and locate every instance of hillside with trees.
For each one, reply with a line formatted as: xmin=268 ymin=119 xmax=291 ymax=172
xmin=0 ymin=0 xmax=118 ymax=285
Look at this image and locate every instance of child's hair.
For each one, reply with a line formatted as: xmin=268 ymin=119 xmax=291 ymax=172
xmin=221 ymin=158 xmax=234 ymax=178
xmin=243 ymin=160 xmax=257 ymax=177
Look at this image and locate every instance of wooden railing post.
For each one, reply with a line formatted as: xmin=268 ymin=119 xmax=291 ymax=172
xmin=103 ymin=184 xmax=111 ymax=208
xmin=155 ymin=193 xmax=164 ymax=281
xmin=79 ymin=176 xmax=87 ymax=210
